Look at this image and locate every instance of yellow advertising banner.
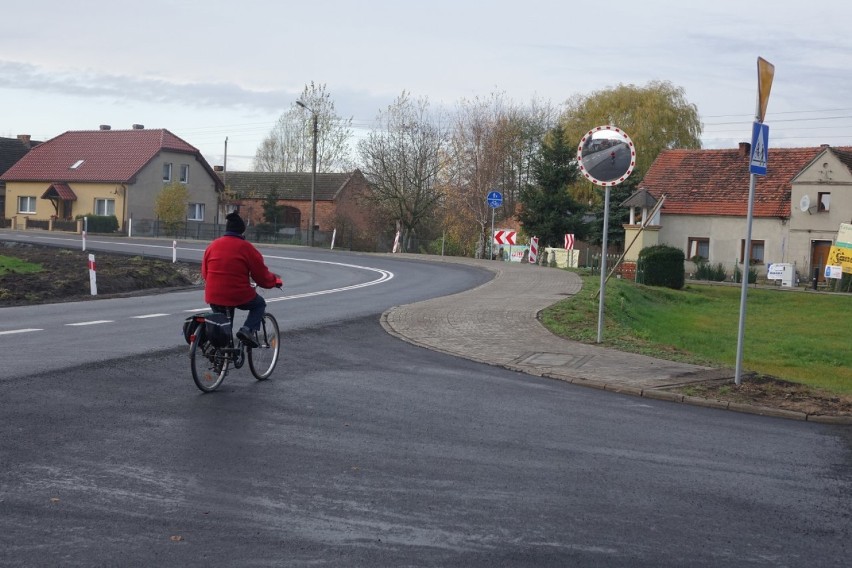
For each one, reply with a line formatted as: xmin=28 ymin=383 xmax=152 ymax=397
xmin=827 ymin=245 xmax=852 ymax=274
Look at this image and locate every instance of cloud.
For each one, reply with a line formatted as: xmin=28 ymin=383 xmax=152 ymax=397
xmin=0 ymin=60 xmax=292 ymax=112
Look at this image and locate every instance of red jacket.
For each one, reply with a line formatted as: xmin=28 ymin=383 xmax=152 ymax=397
xmin=202 ymin=234 xmax=277 ymax=306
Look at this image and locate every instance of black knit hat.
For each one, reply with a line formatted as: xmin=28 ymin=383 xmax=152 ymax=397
xmin=225 ymin=212 xmax=246 ymax=234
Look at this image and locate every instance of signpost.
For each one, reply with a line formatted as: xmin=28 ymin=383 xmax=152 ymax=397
xmin=735 ymin=57 xmax=774 ymax=386
xmin=576 ymin=126 xmax=636 ymax=343
xmin=487 ymin=190 xmax=502 ymax=259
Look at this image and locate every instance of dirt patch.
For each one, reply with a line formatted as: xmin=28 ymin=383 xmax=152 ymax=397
xmin=0 ymin=241 xmax=202 ymax=306
xmin=670 ymin=374 xmax=852 ymax=418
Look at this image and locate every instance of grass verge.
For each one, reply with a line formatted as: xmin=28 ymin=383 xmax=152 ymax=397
xmin=0 ymin=255 xmax=43 ymax=275
xmin=540 ymin=271 xmax=852 ymax=394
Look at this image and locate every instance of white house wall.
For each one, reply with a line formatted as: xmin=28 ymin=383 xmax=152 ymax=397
xmin=658 ymin=214 xmax=789 ymax=275
xmin=788 ymin=149 xmax=852 ymax=268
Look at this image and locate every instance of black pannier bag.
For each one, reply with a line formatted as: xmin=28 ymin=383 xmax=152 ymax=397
xmin=204 ymin=312 xmax=232 ymax=347
xmin=183 ymin=311 xmax=214 ymax=344
xmin=183 ymin=314 xmax=202 ymax=344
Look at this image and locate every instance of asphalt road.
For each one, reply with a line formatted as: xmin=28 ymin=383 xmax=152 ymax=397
xmin=1 ymin=234 xmax=850 ymax=566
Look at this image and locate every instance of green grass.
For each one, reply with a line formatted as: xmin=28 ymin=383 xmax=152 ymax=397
xmin=540 ymin=271 xmax=852 ymax=394
xmin=0 ymin=255 xmax=43 ymax=276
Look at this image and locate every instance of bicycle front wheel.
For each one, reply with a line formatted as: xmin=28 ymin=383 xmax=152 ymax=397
xmin=248 ymin=313 xmax=280 ymax=380
xmin=190 ymin=334 xmax=229 ymax=392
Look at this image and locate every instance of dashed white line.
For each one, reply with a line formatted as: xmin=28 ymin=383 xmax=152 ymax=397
xmin=66 ymin=320 xmax=114 ymax=326
xmin=0 ymin=328 xmax=43 ymax=335
xmin=131 ymin=314 xmax=170 ymax=319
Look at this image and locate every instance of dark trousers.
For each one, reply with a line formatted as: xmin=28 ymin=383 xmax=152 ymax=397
xmin=211 ymin=293 xmax=266 ymax=331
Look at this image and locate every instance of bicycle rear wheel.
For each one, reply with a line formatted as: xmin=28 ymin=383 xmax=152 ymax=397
xmin=190 ymin=334 xmax=229 ymax=392
xmin=248 ymin=313 xmax=280 ymax=380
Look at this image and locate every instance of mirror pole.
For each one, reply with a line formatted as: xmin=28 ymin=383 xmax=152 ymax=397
xmin=596 ymin=186 xmax=611 ymax=343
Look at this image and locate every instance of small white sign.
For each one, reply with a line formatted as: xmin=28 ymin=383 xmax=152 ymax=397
xmin=825 ymin=265 xmax=843 ymax=279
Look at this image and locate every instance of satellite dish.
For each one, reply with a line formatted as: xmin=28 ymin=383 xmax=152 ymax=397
xmin=799 ymin=194 xmax=811 ymax=212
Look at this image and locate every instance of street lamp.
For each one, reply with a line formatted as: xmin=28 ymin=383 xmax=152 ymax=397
xmin=296 ymin=100 xmax=318 ymax=247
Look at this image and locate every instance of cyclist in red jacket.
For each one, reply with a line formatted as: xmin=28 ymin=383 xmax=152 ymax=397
xmin=202 ymin=212 xmax=282 ymax=348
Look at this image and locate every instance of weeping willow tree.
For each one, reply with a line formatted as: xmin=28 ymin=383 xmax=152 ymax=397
xmin=560 ymin=80 xmax=702 ymax=206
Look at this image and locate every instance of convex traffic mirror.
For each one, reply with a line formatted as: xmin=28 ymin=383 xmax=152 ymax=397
xmin=577 ymin=125 xmax=635 ymax=186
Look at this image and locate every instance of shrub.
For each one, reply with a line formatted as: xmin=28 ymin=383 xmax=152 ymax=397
xmin=693 ymin=260 xmax=727 ymax=282
xmin=77 ymin=215 xmax=118 ymax=233
xmin=637 ymin=244 xmax=685 ymax=289
xmin=733 ymin=265 xmax=758 ymax=284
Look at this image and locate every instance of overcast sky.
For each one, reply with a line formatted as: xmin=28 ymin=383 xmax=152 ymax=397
xmin=3 ymin=0 xmax=852 ymax=170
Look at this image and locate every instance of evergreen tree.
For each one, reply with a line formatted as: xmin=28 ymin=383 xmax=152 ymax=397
xmin=261 ymin=189 xmax=286 ymax=225
xmin=585 ymin=177 xmax=637 ymax=248
xmin=517 ymin=124 xmax=588 ymax=248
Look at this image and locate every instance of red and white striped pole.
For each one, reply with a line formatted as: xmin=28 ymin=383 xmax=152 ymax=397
xmin=529 ymin=236 xmax=539 ymax=264
xmin=88 ymin=254 xmax=97 ymax=296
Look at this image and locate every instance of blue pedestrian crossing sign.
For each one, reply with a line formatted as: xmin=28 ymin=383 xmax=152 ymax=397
xmin=749 ymin=122 xmax=769 ymax=176
xmin=487 ymin=190 xmax=503 ymax=208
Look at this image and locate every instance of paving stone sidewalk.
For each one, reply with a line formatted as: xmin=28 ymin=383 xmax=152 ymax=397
xmin=381 ymin=255 xmax=730 ymax=396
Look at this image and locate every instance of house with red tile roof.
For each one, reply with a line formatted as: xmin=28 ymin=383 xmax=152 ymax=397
xmin=220 ymin=170 xmax=375 ymax=248
xmin=638 ymin=142 xmax=852 ymax=282
xmin=0 ymin=134 xmax=42 ymax=218
xmin=0 ymin=125 xmax=223 ymax=230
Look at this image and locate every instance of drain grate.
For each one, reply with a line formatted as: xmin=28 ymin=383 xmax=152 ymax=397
xmin=513 ymin=352 xmax=594 ymax=369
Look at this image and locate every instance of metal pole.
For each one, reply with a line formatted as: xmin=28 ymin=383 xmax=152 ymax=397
xmin=735 ymin=172 xmax=757 ymax=385
xmin=309 ymin=113 xmax=318 ymax=247
xmin=490 ymin=207 xmax=494 ymax=259
xmin=596 ymin=186 xmax=611 ymax=343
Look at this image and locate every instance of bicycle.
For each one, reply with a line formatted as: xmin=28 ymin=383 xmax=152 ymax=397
xmin=188 ymin=307 xmax=280 ymax=392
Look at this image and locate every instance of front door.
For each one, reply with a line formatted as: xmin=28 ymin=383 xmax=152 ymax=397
xmin=811 ymin=240 xmax=832 ymax=283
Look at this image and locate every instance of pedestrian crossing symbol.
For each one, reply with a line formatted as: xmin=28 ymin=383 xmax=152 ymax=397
xmin=749 ymin=122 xmax=769 ymax=176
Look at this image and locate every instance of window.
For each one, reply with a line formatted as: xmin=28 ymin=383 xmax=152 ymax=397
xmin=817 ymin=192 xmax=831 ymax=212
xmin=70 ymin=159 xmax=85 ymax=170
xmin=687 ymin=237 xmax=710 ymax=260
xmin=180 ymin=164 xmax=190 ymax=183
xmin=18 ymin=196 xmax=37 ymax=214
xmin=187 ymin=203 xmax=205 ymax=221
xmin=94 ymin=198 xmax=115 ymax=216
xmin=163 ymin=163 xmax=172 ymax=182
xmin=740 ymin=239 xmax=765 ymax=264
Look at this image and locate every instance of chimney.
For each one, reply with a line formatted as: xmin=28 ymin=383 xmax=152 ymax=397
xmin=738 ymin=142 xmax=751 ymax=157
xmin=132 ymin=124 xmax=144 ymax=130
xmin=17 ymin=134 xmax=31 ymax=148
xmin=213 ymin=165 xmax=224 ymax=172
xmin=99 ymin=124 xmax=111 ymax=130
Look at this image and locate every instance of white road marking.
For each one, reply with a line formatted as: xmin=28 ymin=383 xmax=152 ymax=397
xmin=131 ymin=313 xmax=170 ymax=319
xmin=0 ymin=328 xmax=43 ymax=335
xmin=66 ymin=320 xmax=114 ymax=326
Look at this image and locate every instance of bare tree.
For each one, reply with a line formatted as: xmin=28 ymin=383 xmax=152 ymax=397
xmin=254 ymin=82 xmax=354 ymax=173
xmin=357 ymin=92 xmax=447 ymax=251
xmin=443 ymin=93 xmax=557 ymax=257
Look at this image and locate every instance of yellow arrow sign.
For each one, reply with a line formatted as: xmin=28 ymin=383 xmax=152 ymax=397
xmin=757 ymin=57 xmax=775 ymax=123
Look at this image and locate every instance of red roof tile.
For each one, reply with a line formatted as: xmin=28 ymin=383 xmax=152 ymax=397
xmin=639 ymin=145 xmax=852 ymax=218
xmin=0 ymin=128 xmax=202 ymax=183
xmin=41 ymin=183 xmax=77 ymax=201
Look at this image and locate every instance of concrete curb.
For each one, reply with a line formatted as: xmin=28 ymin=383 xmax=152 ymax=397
xmin=379 ymin=255 xmax=852 ymax=426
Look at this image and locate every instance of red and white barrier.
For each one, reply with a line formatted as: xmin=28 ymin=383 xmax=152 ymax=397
xmin=529 ymin=236 xmax=539 ymax=264
xmin=564 ymin=233 xmax=575 ymax=250
xmin=88 ymin=254 xmax=97 ymax=296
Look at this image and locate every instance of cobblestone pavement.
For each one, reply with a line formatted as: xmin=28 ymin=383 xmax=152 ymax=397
xmin=380 ymin=255 xmax=852 ymax=423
